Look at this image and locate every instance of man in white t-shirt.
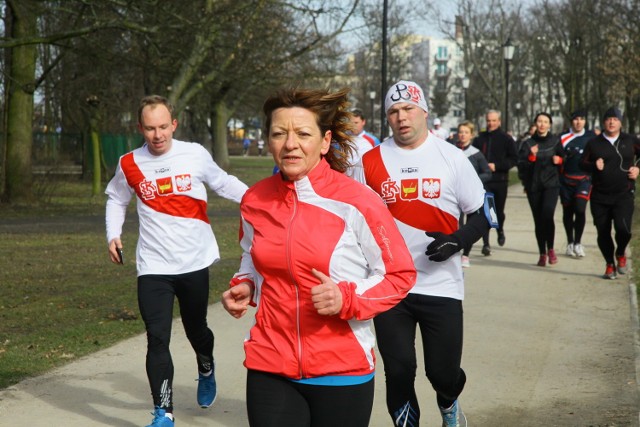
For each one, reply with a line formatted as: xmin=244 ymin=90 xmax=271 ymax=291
xmin=105 ymin=95 xmax=248 ymax=427
xmin=432 ymin=117 xmax=450 ymax=140
xmin=345 ymin=112 xmax=374 ymax=177
xmin=354 ymin=80 xmax=489 ymax=427
xmin=351 ymin=108 xmax=381 ymax=147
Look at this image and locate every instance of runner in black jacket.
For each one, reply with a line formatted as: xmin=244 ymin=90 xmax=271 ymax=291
xmin=559 ymin=110 xmax=595 ymax=258
xmin=580 ymin=107 xmax=640 ymax=279
xmin=517 ymin=112 xmax=565 ymax=267
xmin=472 ymin=110 xmax=518 ymax=255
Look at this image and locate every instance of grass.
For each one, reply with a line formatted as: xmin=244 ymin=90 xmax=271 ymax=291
xmin=0 ymin=155 xmax=274 ymax=389
xmin=633 ymin=193 xmax=640 ymax=295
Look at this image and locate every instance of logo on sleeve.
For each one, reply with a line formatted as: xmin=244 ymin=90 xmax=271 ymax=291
xmin=422 ymin=178 xmax=441 ymax=198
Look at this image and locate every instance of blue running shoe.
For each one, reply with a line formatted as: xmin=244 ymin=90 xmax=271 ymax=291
xmin=145 ymin=407 xmax=174 ymax=427
xmin=197 ymin=371 xmax=217 ymax=408
xmin=439 ymin=400 xmax=467 ymax=427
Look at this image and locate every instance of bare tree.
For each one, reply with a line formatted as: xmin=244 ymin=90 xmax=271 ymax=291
xmin=525 ymin=0 xmax=606 ymax=128
xmin=0 ymin=0 xmax=361 ymax=202
xmin=437 ymin=0 xmax=639 ymax=134
xmin=345 ymin=0 xmax=434 ymax=137
xmin=3 ymin=1 xmax=38 ymax=203
xmin=437 ymin=0 xmax=524 ymax=129
xmin=599 ymin=0 xmax=640 ymax=132
xmin=1 ymin=0 xmax=153 ymax=201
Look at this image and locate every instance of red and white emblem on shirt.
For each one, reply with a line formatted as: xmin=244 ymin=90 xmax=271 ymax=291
xmin=156 ymin=177 xmax=173 ymax=195
xmin=422 ymin=178 xmax=441 ymax=199
xmin=400 ymin=179 xmax=419 ymax=201
xmin=381 ymin=178 xmax=400 ymax=203
xmin=138 ymin=180 xmax=158 ymax=200
xmin=175 ymin=174 xmax=192 ymax=192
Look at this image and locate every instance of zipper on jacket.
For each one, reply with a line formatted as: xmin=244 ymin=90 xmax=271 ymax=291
xmin=285 ymin=185 xmax=304 ymax=378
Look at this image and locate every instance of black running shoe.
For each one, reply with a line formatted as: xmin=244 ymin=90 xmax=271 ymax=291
xmin=481 ymin=244 xmax=491 ymax=256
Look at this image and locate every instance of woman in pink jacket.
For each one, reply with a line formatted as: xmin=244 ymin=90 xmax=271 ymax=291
xmin=222 ymin=87 xmax=416 ymax=427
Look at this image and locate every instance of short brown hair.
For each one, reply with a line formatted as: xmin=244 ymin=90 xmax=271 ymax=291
xmin=351 ymin=108 xmax=366 ymax=121
xmin=263 ymin=87 xmax=355 ymax=173
xmin=138 ymin=95 xmax=174 ymax=124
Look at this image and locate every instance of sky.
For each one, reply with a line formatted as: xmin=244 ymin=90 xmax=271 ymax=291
xmin=397 ymin=0 xmax=535 ymax=39
xmin=340 ymin=0 xmax=460 ymax=46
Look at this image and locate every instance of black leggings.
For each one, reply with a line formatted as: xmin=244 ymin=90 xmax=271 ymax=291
xmin=560 ymin=177 xmax=590 ymax=245
xmin=374 ymin=294 xmax=465 ymax=427
xmin=482 ymin=181 xmax=508 ymax=245
xmin=590 ymin=193 xmax=634 ymax=264
xmin=526 ymin=187 xmax=560 ymax=254
xmin=138 ymin=268 xmax=214 ymax=412
xmin=562 ymin=199 xmax=587 ymax=245
xmin=245 ymin=370 xmax=374 ymax=427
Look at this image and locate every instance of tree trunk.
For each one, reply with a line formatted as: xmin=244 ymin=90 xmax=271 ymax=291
xmin=90 ymin=130 xmax=101 ymax=196
xmin=5 ymin=2 xmax=37 ymax=203
xmin=86 ymin=97 xmax=102 ymax=196
xmin=212 ymin=101 xmax=230 ymax=170
xmin=0 ymin=8 xmax=13 ymax=200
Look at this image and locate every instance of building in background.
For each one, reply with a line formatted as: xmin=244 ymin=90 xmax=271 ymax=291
xmin=341 ymin=23 xmax=467 ymax=139
xmin=341 ymin=17 xmax=574 ymax=138
xmin=415 ymin=35 xmax=466 ymax=135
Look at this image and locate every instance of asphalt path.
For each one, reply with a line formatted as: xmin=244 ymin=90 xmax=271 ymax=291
xmin=1 ymin=183 xmax=638 ymax=426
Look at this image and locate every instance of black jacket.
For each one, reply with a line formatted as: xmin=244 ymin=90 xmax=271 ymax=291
xmin=517 ymin=133 xmax=565 ymax=192
xmin=580 ymin=132 xmax=640 ymax=201
xmin=459 ymin=144 xmax=492 ymax=183
xmin=472 ymin=128 xmax=517 ymax=184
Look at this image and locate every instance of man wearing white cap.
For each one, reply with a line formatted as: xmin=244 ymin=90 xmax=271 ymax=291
xmin=432 ymin=117 xmax=450 ymax=140
xmin=354 ymin=80 xmax=492 ymax=427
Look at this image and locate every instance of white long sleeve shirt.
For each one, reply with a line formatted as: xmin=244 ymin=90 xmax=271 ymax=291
xmin=105 ymin=139 xmax=248 ymax=276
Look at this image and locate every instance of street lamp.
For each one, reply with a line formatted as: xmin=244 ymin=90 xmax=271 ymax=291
xmin=462 ymin=76 xmax=470 ymax=119
xmin=503 ymin=38 xmax=515 ymax=133
xmin=380 ymin=0 xmax=389 ymax=140
xmin=369 ymin=91 xmax=376 ymax=135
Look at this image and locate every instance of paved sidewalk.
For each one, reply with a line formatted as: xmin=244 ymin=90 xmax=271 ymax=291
xmin=1 ymin=183 xmax=638 ymax=426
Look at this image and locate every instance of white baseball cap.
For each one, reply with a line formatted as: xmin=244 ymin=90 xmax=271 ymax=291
xmin=433 ymin=118 xmax=441 ymax=125
xmin=385 ymin=80 xmax=429 ymax=114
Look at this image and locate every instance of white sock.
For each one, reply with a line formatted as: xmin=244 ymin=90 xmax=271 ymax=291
xmin=199 ymin=370 xmax=212 ymax=377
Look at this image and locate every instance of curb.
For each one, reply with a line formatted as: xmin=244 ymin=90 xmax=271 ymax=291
xmin=629 ymin=259 xmax=640 ymax=425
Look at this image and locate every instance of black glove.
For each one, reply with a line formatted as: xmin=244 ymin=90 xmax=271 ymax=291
xmin=425 ymin=231 xmax=462 ymax=262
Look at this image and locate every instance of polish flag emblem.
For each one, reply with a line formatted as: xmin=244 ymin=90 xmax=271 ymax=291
xmin=422 ymin=178 xmax=441 ymax=199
